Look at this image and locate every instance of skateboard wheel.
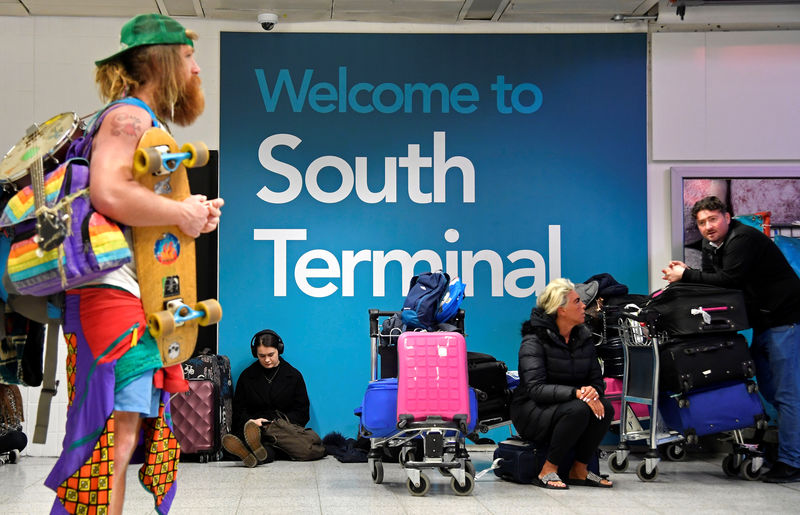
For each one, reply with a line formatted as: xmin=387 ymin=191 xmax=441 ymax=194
xmin=134 ymin=147 xmax=163 ymax=177
xmin=148 ymin=310 xmax=176 ymax=338
xmin=181 ymin=141 xmax=209 ymax=168
xmin=196 ymin=299 xmax=222 ymax=326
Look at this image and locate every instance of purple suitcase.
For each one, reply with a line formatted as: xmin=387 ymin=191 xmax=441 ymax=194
xmin=173 ymin=355 xmax=233 ymax=462
xmin=171 ymin=380 xmax=217 ymax=458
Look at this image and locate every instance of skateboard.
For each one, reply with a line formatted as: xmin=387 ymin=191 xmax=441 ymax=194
xmin=132 ymin=127 xmax=222 ymax=366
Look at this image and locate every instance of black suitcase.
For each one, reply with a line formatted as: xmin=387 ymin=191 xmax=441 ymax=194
xmin=467 ymin=352 xmax=508 ymax=397
xmin=659 ymin=333 xmax=755 ymax=393
xmin=467 ymin=352 xmax=511 ymax=424
xmin=642 ymin=283 xmax=749 ymax=336
xmin=476 ymin=393 xmax=512 ymax=424
xmin=493 ymin=438 xmax=599 ymax=484
xmin=596 ymin=336 xmax=624 ymax=378
xmin=175 ymin=354 xmax=234 ymax=461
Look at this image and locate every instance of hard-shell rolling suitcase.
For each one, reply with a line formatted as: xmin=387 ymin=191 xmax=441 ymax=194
xmin=170 ymin=380 xmax=217 ymax=459
xmin=373 ymin=310 xmax=466 ymax=379
xmin=493 ymin=438 xmax=599 ymax=484
xmin=659 ymin=333 xmax=755 ymax=393
xmin=175 ymin=354 xmax=234 ymax=461
xmin=396 ymin=331 xmax=470 ymax=427
xmin=659 ymin=381 xmax=765 ymax=439
xmin=355 ymin=377 xmax=479 ymax=438
xmin=642 ymin=283 xmax=749 ymax=336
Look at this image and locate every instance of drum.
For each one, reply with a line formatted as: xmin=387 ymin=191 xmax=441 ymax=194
xmin=0 ymin=112 xmax=82 ymax=187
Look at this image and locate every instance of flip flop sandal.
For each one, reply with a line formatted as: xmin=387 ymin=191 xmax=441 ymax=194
xmin=537 ymin=471 xmax=569 ymax=490
xmin=566 ymin=471 xmax=613 ymax=488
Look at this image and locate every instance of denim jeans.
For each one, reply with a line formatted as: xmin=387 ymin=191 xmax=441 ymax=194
xmin=751 ymin=322 xmax=800 ymax=468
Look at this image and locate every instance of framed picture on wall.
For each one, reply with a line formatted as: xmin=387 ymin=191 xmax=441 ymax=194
xmin=670 ymin=166 xmax=800 ymax=267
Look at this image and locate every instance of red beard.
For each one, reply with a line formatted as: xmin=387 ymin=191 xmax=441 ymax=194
xmin=171 ymin=75 xmax=205 ymax=126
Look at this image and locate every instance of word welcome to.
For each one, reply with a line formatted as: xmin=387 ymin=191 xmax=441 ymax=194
xmin=255 ymin=67 xmax=543 ymax=114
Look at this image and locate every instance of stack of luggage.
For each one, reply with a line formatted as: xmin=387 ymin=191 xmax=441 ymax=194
xmin=584 ymin=285 xmax=650 ymax=424
xmin=640 ymin=283 xmax=766 ymax=444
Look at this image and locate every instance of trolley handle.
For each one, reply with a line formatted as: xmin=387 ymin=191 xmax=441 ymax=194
xmin=369 ymin=309 xmax=399 ymax=335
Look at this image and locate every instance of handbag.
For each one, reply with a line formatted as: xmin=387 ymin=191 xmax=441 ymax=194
xmin=261 ymin=412 xmax=326 ymax=461
xmin=1 ymin=158 xmax=131 ymax=296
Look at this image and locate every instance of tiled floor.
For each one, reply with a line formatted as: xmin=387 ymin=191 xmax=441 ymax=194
xmin=2 ymin=447 xmax=799 ymax=514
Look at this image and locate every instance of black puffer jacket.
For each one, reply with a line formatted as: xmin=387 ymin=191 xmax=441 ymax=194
xmin=510 ymin=307 xmax=605 ymax=441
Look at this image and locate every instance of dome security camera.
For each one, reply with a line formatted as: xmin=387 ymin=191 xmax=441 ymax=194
xmin=258 ymin=12 xmax=278 ymax=31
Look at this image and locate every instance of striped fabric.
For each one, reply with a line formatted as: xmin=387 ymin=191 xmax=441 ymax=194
xmin=0 ymin=161 xmax=69 ymax=226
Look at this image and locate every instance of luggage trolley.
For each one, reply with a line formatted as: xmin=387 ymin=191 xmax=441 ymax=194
xmin=609 ymin=308 xmax=684 ymax=481
xmin=359 ymin=309 xmax=476 ymax=496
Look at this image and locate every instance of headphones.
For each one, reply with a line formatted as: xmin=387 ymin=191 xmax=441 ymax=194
xmin=250 ymin=329 xmax=284 ymax=357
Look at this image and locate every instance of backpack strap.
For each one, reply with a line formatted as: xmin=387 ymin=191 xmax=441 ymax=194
xmin=32 ymin=315 xmax=62 ymax=444
xmin=68 ymin=97 xmax=160 ymax=160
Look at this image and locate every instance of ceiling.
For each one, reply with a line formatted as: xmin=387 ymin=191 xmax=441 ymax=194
xmin=2 ymin=0 xmax=800 ymax=29
xmin=0 ymin=1 xmax=662 ymax=24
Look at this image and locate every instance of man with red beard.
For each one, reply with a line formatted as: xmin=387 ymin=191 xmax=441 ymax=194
xmin=45 ymin=14 xmax=223 ymax=515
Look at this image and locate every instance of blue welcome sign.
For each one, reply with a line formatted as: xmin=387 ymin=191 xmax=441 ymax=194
xmin=219 ymin=33 xmax=647 ymax=437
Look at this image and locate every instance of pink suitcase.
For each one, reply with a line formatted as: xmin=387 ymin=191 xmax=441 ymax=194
xmin=396 ymin=331 xmax=470 ymax=424
xmin=604 ymin=377 xmax=649 ymax=422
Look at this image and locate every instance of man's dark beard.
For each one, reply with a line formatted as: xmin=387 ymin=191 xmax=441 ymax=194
xmin=171 ymin=75 xmax=205 ymax=126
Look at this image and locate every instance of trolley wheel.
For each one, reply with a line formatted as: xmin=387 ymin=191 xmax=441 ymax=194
xmin=399 ymin=448 xmax=415 ymax=467
xmin=466 ymin=460 xmax=476 ymax=478
xmin=665 ymin=443 xmax=687 ymax=462
xmin=636 ymin=461 xmax=659 ymax=482
xmin=740 ymin=458 xmax=761 ymax=481
xmin=721 ymin=454 xmax=741 ymax=477
xmin=451 ymin=472 xmax=475 ymax=496
xmin=196 ymin=299 xmax=223 ymax=326
xmin=133 ymin=147 xmax=162 ymax=177
xmin=9 ymin=449 xmax=19 ymax=464
xmin=407 ymin=472 xmax=430 ymax=496
xmin=371 ymin=460 xmax=384 ymax=484
xmin=608 ymin=454 xmax=629 ymax=473
xmin=148 ymin=310 xmax=175 ymax=338
xmin=678 ymin=398 xmax=690 ymax=408
xmin=181 ymin=141 xmax=210 ymax=168
xmin=756 ymin=419 xmax=768 ymax=430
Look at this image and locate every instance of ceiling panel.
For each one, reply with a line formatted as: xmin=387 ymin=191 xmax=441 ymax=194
xmin=3 ymin=0 xmax=798 ymax=28
xmin=19 ymin=0 xmax=158 ymax=17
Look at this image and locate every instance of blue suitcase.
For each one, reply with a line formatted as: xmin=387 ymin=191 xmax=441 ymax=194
xmin=659 ymin=380 xmax=765 ymax=438
xmin=355 ymin=378 xmax=478 ymax=438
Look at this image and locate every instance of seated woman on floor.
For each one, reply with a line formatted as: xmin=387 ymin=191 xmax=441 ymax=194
xmin=222 ymin=329 xmax=312 ymax=466
xmin=510 ymin=278 xmax=614 ymax=489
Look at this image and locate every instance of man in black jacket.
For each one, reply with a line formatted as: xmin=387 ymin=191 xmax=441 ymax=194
xmin=662 ymin=196 xmax=800 ymax=483
xmin=222 ymin=330 xmax=311 ymax=467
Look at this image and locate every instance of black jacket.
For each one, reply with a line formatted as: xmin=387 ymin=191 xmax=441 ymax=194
xmin=510 ymin=308 xmax=605 ymax=441
xmin=682 ymin=220 xmax=800 ymax=330
xmin=232 ymin=358 xmax=310 ymax=432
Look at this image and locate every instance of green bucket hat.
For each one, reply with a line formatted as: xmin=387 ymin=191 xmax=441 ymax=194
xmin=95 ymin=13 xmax=195 ymax=66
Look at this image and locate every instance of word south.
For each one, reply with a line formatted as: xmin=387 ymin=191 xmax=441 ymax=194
xmin=257 ymin=131 xmax=475 ymax=204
